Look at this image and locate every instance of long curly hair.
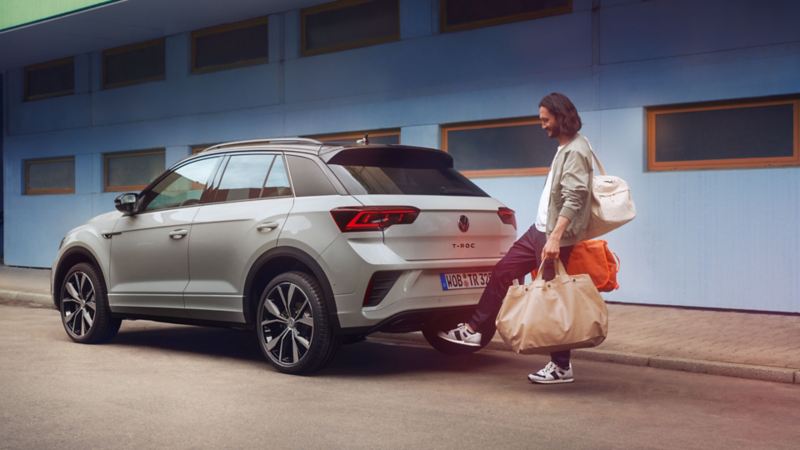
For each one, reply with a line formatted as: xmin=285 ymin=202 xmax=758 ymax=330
xmin=539 ymin=93 xmax=582 ymax=137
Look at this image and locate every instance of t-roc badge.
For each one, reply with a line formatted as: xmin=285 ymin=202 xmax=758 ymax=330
xmin=458 ymin=215 xmax=469 ymax=233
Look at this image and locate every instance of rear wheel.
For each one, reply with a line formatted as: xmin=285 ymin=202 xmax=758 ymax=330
xmin=59 ymin=263 xmax=121 ymax=344
xmin=256 ymin=271 xmax=338 ymax=374
xmin=422 ymin=314 xmax=490 ymax=355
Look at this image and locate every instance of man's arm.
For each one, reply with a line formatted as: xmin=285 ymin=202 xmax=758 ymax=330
xmin=542 ymin=215 xmax=571 ymax=260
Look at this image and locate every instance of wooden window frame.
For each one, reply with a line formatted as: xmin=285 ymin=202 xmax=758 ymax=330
xmin=103 ymin=149 xmax=165 ymax=192
xmin=310 ymin=128 xmax=401 ymax=143
xmin=647 ymin=97 xmax=800 ymax=172
xmin=191 ymin=17 xmax=269 ymax=74
xmin=441 ymin=117 xmax=549 ymax=178
xmin=24 ymin=157 xmax=76 ymax=195
xmin=102 ymin=38 xmax=166 ymax=90
xmin=23 ymin=57 xmax=75 ymax=101
xmin=301 ymin=0 xmax=401 ymax=57
xmin=440 ymin=0 xmax=572 ymax=34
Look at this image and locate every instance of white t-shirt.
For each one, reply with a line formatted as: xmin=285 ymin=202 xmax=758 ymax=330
xmin=534 ymin=144 xmax=566 ymax=232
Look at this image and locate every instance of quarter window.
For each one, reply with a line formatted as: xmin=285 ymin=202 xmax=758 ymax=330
xmin=104 ymin=149 xmax=165 ymax=192
xmin=441 ymin=0 xmax=572 ymax=33
xmin=441 ymin=117 xmax=555 ymax=178
xmin=142 ymin=157 xmax=220 ymax=211
xmin=647 ymin=97 xmax=800 ymax=171
xmin=24 ymin=157 xmax=75 ymax=195
xmin=286 ymin=155 xmax=337 ymax=197
xmin=302 ymin=0 xmax=400 ymax=56
xmin=24 ymin=57 xmax=74 ymax=101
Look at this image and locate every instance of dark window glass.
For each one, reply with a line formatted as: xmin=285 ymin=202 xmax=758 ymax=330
xmin=263 ymin=156 xmax=292 ymax=197
xmin=212 ymin=154 xmax=275 ymax=202
xmin=25 ymin=58 xmax=74 ymax=100
xmin=103 ymin=39 xmax=165 ymax=88
xmin=445 ymin=121 xmax=555 ymax=171
xmin=143 ymin=157 xmax=220 ymax=211
xmin=286 ymin=156 xmax=337 ymax=197
xmin=24 ymin=157 xmax=75 ymax=195
xmin=193 ymin=19 xmax=268 ymax=72
xmin=105 ymin=150 xmax=165 ymax=191
xmin=303 ymin=0 xmax=399 ymax=56
xmin=443 ymin=0 xmax=571 ymax=31
xmin=653 ymin=104 xmax=795 ymax=162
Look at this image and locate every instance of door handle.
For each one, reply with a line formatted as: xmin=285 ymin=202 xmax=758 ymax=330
xmin=169 ymin=229 xmax=189 ymax=239
xmin=256 ymin=222 xmax=279 ymax=232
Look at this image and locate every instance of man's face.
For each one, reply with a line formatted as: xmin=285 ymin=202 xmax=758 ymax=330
xmin=539 ymin=106 xmax=559 ymax=138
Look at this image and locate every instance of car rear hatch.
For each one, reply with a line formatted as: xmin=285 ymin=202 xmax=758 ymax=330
xmin=324 ymin=145 xmax=517 ymax=261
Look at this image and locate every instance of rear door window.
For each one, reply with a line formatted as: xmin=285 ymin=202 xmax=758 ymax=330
xmin=208 ymin=154 xmax=274 ymax=203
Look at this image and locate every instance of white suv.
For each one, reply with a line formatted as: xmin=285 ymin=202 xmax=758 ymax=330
xmin=52 ymin=138 xmax=516 ymax=373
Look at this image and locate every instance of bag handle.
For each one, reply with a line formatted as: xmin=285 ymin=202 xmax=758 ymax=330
xmin=532 ymin=257 xmax=568 ymax=282
xmin=584 ymin=136 xmax=607 ymax=176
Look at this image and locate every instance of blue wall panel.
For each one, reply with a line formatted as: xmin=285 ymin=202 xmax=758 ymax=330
xmin=3 ymin=0 xmax=799 ymax=312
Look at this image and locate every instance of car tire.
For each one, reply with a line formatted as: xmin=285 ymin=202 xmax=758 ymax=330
xmin=256 ymin=271 xmax=338 ymax=374
xmin=59 ymin=262 xmax=121 ymax=344
xmin=422 ymin=315 xmax=490 ymax=356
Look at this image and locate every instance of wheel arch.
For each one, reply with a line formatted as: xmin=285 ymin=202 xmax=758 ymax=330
xmin=243 ymin=246 xmax=340 ymax=332
xmin=53 ymin=246 xmax=106 ymax=309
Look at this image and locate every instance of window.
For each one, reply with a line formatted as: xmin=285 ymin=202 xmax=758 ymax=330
xmin=104 ymin=149 xmax=165 ymax=192
xmin=263 ymin=155 xmax=292 ymax=198
xmin=441 ymin=0 xmax=572 ymax=33
xmin=210 ymin=154 xmax=276 ymax=202
xmin=103 ymin=39 xmax=165 ymax=89
xmin=286 ymin=155 xmax=337 ymax=196
xmin=647 ymin=98 xmax=800 ymax=171
xmin=24 ymin=157 xmax=75 ymax=195
xmin=142 ymin=157 xmax=221 ymax=212
xmin=192 ymin=17 xmax=269 ymax=73
xmin=302 ymin=0 xmax=400 ymax=56
xmin=441 ymin=117 xmax=555 ymax=178
xmin=24 ymin=57 xmax=74 ymax=101
xmin=311 ymin=129 xmax=400 ymax=145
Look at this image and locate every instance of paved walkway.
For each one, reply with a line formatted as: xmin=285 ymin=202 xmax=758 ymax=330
xmin=1 ymin=265 xmax=798 ymax=384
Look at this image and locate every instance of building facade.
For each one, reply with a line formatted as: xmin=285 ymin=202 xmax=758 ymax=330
xmin=2 ymin=0 xmax=799 ymax=312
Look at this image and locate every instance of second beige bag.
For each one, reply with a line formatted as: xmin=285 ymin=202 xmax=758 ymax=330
xmin=495 ymin=259 xmax=608 ymax=354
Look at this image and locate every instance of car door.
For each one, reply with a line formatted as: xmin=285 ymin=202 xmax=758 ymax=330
xmin=107 ymin=156 xmax=222 ymax=315
xmin=185 ymin=152 xmax=294 ymax=322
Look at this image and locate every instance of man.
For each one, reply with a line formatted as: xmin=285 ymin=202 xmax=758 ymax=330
xmin=440 ymin=92 xmax=593 ymax=384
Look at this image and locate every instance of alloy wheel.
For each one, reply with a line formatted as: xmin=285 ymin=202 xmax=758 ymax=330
xmin=259 ymin=282 xmax=315 ymax=366
xmin=61 ymin=271 xmax=96 ymax=338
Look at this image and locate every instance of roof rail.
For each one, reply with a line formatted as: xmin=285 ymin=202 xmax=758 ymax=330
xmin=203 ymin=138 xmax=323 ymax=152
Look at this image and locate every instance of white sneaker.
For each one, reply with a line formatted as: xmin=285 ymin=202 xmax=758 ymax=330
xmin=528 ymin=361 xmax=574 ymax=384
xmin=438 ymin=323 xmax=482 ymax=347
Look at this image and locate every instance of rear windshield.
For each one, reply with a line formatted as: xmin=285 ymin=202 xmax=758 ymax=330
xmin=328 ymin=164 xmax=489 ymax=197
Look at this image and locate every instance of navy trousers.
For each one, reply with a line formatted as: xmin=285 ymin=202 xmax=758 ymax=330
xmin=468 ymin=226 xmax=574 ymax=369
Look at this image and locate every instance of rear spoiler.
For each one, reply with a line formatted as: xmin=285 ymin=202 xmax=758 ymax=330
xmin=322 ymin=145 xmax=454 ymax=168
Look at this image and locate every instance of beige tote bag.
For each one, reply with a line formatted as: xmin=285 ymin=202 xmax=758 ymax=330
xmin=583 ymin=140 xmax=636 ymax=240
xmin=495 ymin=259 xmax=608 ymax=354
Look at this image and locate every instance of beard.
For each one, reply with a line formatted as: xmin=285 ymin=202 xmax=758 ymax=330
xmin=546 ymin=123 xmax=560 ymax=138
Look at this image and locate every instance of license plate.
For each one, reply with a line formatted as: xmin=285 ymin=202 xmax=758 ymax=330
xmin=440 ymin=271 xmax=492 ymax=290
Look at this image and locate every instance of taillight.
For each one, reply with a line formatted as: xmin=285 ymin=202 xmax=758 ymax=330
xmin=497 ymin=207 xmax=516 ymax=230
xmin=331 ymin=206 xmax=420 ymax=232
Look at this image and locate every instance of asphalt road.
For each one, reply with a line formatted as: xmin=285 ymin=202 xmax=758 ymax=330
xmin=1 ymin=304 xmax=798 ymax=450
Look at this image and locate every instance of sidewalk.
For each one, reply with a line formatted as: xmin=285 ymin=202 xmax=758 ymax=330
xmin=2 ymin=265 xmax=798 ymax=384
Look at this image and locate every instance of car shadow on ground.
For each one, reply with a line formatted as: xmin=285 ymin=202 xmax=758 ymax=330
xmin=108 ymin=323 xmax=513 ymax=377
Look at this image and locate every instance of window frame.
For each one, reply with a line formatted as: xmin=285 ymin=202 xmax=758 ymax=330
xmin=23 ymin=156 xmax=76 ymax=195
xmin=102 ymin=38 xmax=166 ymax=90
xmin=191 ymin=16 xmax=269 ymax=74
xmin=301 ymin=0 xmax=401 ymax=57
xmin=205 ymin=152 xmax=294 ymax=203
xmin=646 ymin=97 xmax=800 ymax=172
xmin=23 ymin=57 xmax=75 ymax=101
xmin=310 ymin=128 xmax=401 ymax=144
xmin=103 ymin=148 xmax=166 ymax=193
xmin=441 ymin=116 xmax=549 ymax=178
xmin=440 ymin=0 xmax=572 ymax=34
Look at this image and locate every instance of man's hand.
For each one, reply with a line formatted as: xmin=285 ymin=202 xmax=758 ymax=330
xmin=542 ymin=215 xmax=571 ymax=261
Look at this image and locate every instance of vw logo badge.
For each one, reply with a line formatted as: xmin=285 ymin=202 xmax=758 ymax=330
xmin=458 ymin=215 xmax=470 ymax=233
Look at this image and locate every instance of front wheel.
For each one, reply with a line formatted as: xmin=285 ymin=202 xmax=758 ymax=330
xmin=256 ymin=271 xmax=338 ymax=374
xmin=59 ymin=262 xmax=121 ymax=344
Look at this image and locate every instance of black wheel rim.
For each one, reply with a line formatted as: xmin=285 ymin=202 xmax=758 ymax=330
xmin=61 ymin=271 xmax=96 ymax=338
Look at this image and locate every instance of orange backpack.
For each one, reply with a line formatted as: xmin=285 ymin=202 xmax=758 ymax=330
xmin=531 ymin=240 xmax=620 ymax=292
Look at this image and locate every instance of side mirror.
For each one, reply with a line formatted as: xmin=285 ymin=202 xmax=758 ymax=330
xmin=115 ymin=193 xmax=139 ymax=215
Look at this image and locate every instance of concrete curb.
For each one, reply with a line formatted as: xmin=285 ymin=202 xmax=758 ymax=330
xmin=371 ymin=332 xmax=800 ymax=385
xmin=0 ymin=289 xmax=54 ymax=309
